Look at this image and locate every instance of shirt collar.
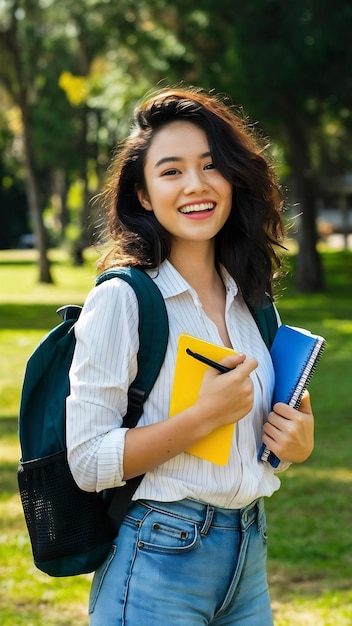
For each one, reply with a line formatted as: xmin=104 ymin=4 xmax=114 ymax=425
xmin=146 ymin=260 xmax=190 ymax=299
xmin=147 ymin=260 xmax=239 ymax=300
xmin=219 ymin=266 xmax=239 ymax=299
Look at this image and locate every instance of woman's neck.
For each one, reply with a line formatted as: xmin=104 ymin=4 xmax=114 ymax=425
xmin=169 ymin=245 xmax=231 ymax=347
xmin=169 ymin=242 xmax=225 ymax=300
xmin=169 ymin=243 xmax=221 ymax=294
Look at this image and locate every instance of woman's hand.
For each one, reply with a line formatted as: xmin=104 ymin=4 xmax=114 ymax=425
xmin=262 ymin=390 xmax=314 ymax=463
xmin=196 ymin=353 xmax=258 ymax=432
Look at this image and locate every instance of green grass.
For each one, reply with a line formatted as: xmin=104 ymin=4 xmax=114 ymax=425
xmin=1 ymin=247 xmax=351 ymax=625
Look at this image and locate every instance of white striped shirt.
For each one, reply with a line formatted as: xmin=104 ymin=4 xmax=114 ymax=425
xmin=66 ymin=259 xmax=282 ymax=509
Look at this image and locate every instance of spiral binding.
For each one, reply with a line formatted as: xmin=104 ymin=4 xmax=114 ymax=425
xmin=289 ymin=336 xmax=326 ymax=409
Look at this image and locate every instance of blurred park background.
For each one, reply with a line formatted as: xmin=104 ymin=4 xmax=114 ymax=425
xmin=0 ymin=0 xmax=352 ymax=624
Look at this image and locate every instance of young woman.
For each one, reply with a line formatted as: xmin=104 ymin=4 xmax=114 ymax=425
xmin=66 ymin=87 xmax=314 ymax=625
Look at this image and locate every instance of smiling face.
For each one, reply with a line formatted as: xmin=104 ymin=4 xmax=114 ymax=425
xmin=137 ymin=120 xmax=233 ymax=257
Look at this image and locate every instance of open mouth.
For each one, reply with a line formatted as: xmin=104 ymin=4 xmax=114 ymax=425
xmin=179 ymin=202 xmax=215 ymax=214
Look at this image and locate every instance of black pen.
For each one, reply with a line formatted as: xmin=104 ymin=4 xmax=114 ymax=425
xmin=186 ymin=348 xmax=231 ymax=374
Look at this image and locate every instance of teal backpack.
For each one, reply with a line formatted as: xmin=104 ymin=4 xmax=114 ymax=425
xmin=18 ymin=268 xmax=169 ymax=577
xmin=18 ymin=268 xmax=277 ymax=578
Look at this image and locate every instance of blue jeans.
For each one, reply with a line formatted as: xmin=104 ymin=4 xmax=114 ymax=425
xmin=89 ymin=498 xmax=273 ymax=625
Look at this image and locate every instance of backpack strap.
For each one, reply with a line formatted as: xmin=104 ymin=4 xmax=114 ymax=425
xmin=96 ymin=268 xmax=169 ymax=534
xmin=246 ymin=294 xmax=278 ymax=350
xmin=96 ymin=267 xmax=169 ymax=427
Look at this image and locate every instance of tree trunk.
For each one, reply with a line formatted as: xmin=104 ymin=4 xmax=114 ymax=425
xmin=21 ymin=105 xmax=53 ymax=283
xmin=6 ymin=2 xmax=53 ymax=283
xmin=52 ymin=169 xmax=69 ymax=239
xmin=72 ymin=106 xmax=90 ymax=265
xmin=295 ymin=186 xmax=324 ymax=292
xmin=285 ymin=118 xmax=324 ymax=292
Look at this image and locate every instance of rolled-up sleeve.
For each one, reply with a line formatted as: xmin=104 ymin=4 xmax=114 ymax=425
xmin=66 ymin=278 xmax=139 ymax=492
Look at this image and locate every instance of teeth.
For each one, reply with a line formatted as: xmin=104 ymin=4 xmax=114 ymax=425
xmin=179 ymin=203 xmax=214 ymax=214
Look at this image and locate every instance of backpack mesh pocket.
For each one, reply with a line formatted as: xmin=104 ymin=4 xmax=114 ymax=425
xmin=18 ymin=450 xmax=110 ymax=563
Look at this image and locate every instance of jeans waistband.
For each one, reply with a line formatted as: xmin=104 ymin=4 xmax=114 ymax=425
xmin=130 ymin=498 xmax=263 ymax=534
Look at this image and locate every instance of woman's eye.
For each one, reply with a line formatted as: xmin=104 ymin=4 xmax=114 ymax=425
xmin=161 ymin=169 xmax=179 ymax=176
xmin=204 ymin=163 xmax=214 ymax=170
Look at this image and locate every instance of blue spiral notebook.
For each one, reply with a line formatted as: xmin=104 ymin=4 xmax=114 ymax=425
xmin=259 ymin=325 xmax=326 ymax=468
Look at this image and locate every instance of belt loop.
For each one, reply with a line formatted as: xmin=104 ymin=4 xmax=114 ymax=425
xmin=241 ymin=499 xmax=259 ymax=530
xmin=200 ymin=505 xmax=214 ymax=536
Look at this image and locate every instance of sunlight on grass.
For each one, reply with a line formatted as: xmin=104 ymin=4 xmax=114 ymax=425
xmin=0 ymin=434 xmax=20 ymax=462
xmin=292 ymin=467 xmax=351 ymax=482
xmin=272 ymin=589 xmax=352 ymax=626
xmin=275 ymin=583 xmax=352 ymax=624
xmin=0 ymin=248 xmax=99 ymax=305
xmin=0 ymin=330 xmax=45 ymax=417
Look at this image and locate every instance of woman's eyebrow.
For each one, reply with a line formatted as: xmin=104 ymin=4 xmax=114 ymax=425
xmin=154 ymin=152 xmax=212 ymax=168
xmin=155 ymin=156 xmax=182 ymax=168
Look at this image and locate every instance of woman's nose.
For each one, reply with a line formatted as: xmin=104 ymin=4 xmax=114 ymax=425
xmin=184 ymin=169 xmax=208 ymax=194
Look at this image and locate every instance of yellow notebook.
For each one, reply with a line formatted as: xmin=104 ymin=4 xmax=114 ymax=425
xmin=169 ymin=333 xmax=237 ymax=465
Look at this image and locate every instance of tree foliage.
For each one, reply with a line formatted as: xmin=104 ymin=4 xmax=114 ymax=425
xmin=0 ymin=0 xmax=351 ymax=288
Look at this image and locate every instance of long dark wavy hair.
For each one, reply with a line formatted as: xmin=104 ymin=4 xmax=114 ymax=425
xmin=98 ymin=87 xmax=285 ymax=307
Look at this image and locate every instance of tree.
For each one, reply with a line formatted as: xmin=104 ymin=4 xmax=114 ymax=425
xmin=0 ymin=0 xmax=53 ymax=280
xmin=0 ymin=0 xmax=84 ymax=278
